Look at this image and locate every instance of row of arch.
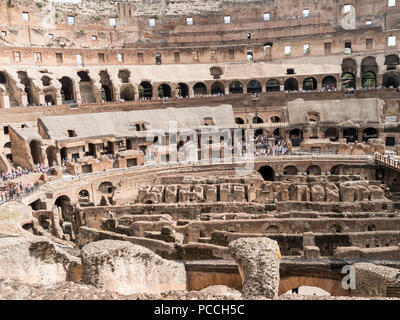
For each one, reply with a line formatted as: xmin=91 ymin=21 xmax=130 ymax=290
xmin=258 ymin=164 xmax=348 ymax=181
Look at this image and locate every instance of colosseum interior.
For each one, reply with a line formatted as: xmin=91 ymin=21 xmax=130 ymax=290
xmin=1 ymin=0 xmax=400 ymax=302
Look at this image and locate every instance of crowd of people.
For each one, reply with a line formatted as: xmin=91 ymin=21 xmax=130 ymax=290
xmin=0 ymin=182 xmax=36 ymax=202
xmin=254 ymin=135 xmax=289 ymax=156
xmin=1 ymin=164 xmax=53 ymax=182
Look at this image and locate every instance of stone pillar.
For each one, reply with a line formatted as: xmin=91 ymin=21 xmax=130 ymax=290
xmin=1 ymin=95 xmax=10 ymax=108
xmin=39 ymin=93 xmax=45 ymax=106
xmin=21 ymin=94 xmax=28 ymax=107
xmin=358 ymin=129 xmax=363 ymax=143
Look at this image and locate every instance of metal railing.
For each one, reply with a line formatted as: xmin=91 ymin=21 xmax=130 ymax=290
xmin=375 ymin=153 xmax=400 ymax=172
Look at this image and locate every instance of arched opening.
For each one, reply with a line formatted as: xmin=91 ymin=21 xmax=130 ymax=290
xmin=41 ymin=75 xmax=51 ymax=87
xmin=342 ymin=58 xmax=357 ymax=76
xmin=343 ymin=128 xmax=358 ymax=143
xmin=29 ymin=140 xmax=41 ymax=165
xmin=361 ymin=57 xmax=378 ymax=89
xmin=229 ymin=81 xmax=244 ymax=94
xmin=59 ymin=76 xmax=75 ymax=102
xmin=252 ymin=117 xmax=263 ymax=124
xmin=271 ymin=116 xmax=281 ymax=123
xmin=0 ymin=72 xmax=7 ymax=84
xmin=302 ymin=77 xmax=317 ymax=91
xmin=44 ymin=93 xmax=56 ymax=106
xmin=284 ymin=286 xmax=331 ymax=296
xmin=247 ymin=80 xmax=262 ymax=93
xmin=284 ymin=166 xmax=298 ymax=175
xmin=258 ymin=166 xmax=275 ymax=181
xmin=382 ymin=71 xmax=400 ymax=88
xmin=211 ymin=82 xmax=225 ymax=95
xmin=177 ymin=83 xmax=189 ymax=97
xmin=193 ymin=82 xmax=207 ymax=95
xmin=60 ymin=147 xmax=67 ymax=161
xmin=322 ymin=76 xmax=337 ymax=90
xmin=158 ymin=84 xmax=171 ymax=98
xmin=77 ymin=71 xmax=95 ymax=103
xmin=330 ymin=165 xmax=340 ymax=175
xmin=46 ymin=146 xmax=57 ymax=166
xmin=78 ymin=190 xmax=90 ymax=205
xmin=341 ymin=73 xmax=355 ymax=90
xmin=98 ymin=181 xmax=114 ymax=194
xmin=362 ymin=128 xmax=378 ymax=142
xmin=266 ymin=225 xmax=279 ymax=233
xmin=284 ymin=78 xmax=298 ymax=91
xmin=54 ymin=195 xmax=71 ymax=221
xmin=120 ymin=84 xmax=135 ymax=101
xmin=118 ymin=69 xmax=130 ymax=83
xmin=18 ymin=71 xmax=37 ymax=105
xmin=325 ymin=128 xmax=339 ymax=141
xmin=289 ymin=129 xmax=303 ymax=146
xmin=138 ymin=81 xmax=153 ymax=99
xmin=100 ymin=71 xmax=114 ymax=102
xmin=361 ymin=72 xmax=376 ymax=89
xmin=385 ymin=54 xmax=399 ymax=71
xmin=306 ymin=165 xmax=321 ymax=176
xmin=235 ymin=117 xmax=245 ymax=124
xmin=266 ymin=79 xmax=280 ymax=92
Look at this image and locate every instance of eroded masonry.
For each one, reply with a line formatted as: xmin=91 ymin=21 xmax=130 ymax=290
xmin=1 ymin=0 xmax=400 ymax=299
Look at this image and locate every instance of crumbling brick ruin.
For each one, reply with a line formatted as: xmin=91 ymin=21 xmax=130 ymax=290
xmin=1 ymin=0 xmax=400 ymax=300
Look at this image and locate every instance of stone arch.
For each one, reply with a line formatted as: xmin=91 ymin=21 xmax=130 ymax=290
xmin=362 ymin=127 xmax=378 ymax=142
xmin=342 ymin=58 xmax=357 ymax=76
xmin=0 ymin=71 xmax=6 ymax=84
xmin=54 ymin=195 xmax=71 ymax=221
xmin=119 ymin=84 xmax=135 ymax=101
xmin=252 ymin=116 xmax=263 ymax=124
xmin=229 ymin=81 xmax=243 ymax=94
xmin=177 ymin=83 xmax=189 ymax=97
xmin=118 ymin=69 xmax=130 ymax=83
xmin=78 ymin=189 xmax=90 ymax=205
xmin=44 ymin=90 xmax=56 ymax=106
xmin=385 ymin=54 xmax=399 ymax=71
xmin=341 ymin=73 xmax=355 ymax=90
xmin=302 ymin=77 xmax=317 ymax=91
xmin=18 ymin=71 xmax=38 ymax=105
xmin=247 ymin=80 xmax=262 ymax=93
xmin=77 ymin=71 xmax=95 ymax=103
xmin=382 ymin=71 xmax=400 ymax=88
xmin=258 ymin=166 xmax=275 ymax=181
xmin=99 ymin=71 xmax=114 ymax=102
xmin=284 ymin=78 xmax=298 ymax=91
xmin=284 ymin=166 xmax=298 ymax=175
xmin=139 ymin=81 xmax=153 ymax=98
xmin=193 ymin=82 xmax=207 ymax=95
xmin=325 ymin=127 xmax=339 ymax=141
xmin=29 ymin=140 xmax=42 ymax=165
xmin=322 ymin=76 xmax=337 ymax=90
xmin=266 ymin=225 xmax=279 ymax=233
xmin=306 ymin=165 xmax=321 ymax=176
xmin=330 ymin=165 xmax=340 ymax=175
xmin=210 ymin=66 xmax=223 ymax=79
xmin=266 ymin=79 xmax=280 ymax=91
xmin=343 ymin=127 xmax=358 ymax=143
xmin=210 ymin=81 xmax=225 ymax=95
xmin=279 ymin=277 xmax=348 ymax=296
xmin=46 ymin=146 xmax=58 ymax=166
xmin=361 ymin=57 xmax=378 ymax=89
xmin=235 ymin=117 xmax=245 ymax=124
xmin=41 ymin=75 xmax=51 ymax=87
xmin=289 ymin=129 xmax=303 ymax=146
xmin=270 ymin=116 xmax=281 ymax=123
xmin=98 ymin=181 xmax=115 ymax=194
xmin=59 ymin=76 xmax=75 ymax=102
xmin=158 ymin=83 xmax=171 ymax=98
